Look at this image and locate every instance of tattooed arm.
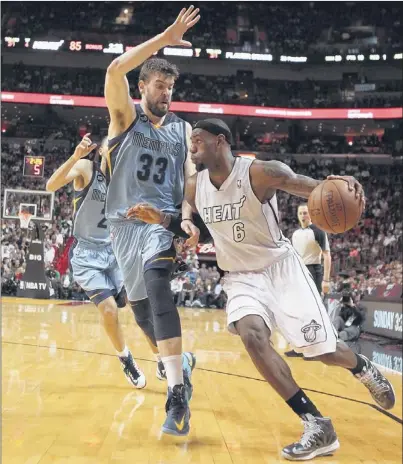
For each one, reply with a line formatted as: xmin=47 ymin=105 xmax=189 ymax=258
xmin=250 ymin=160 xmax=364 ymax=204
xmin=250 ymin=160 xmax=320 ymax=200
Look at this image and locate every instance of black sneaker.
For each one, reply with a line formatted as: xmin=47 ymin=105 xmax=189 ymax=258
xmin=282 ymin=414 xmax=340 ymax=461
xmin=355 ymin=354 xmax=396 ymax=410
xmin=285 ymin=350 xmax=304 ymax=358
xmin=161 ymin=384 xmax=190 ymax=436
xmin=156 ymin=360 xmax=166 ymax=381
xmin=119 ymin=351 xmax=146 ymax=389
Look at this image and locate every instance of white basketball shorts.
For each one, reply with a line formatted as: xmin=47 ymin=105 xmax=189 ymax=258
xmin=223 ymin=250 xmax=338 ymax=358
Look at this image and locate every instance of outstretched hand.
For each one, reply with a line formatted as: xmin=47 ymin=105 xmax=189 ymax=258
xmin=126 ymin=204 xmax=200 ymax=249
xmin=126 ymin=203 xmax=163 ymax=224
xmin=162 ymin=5 xmax=201 ymax=48
xmin=73 ymin=133 xmax=97 ymax=159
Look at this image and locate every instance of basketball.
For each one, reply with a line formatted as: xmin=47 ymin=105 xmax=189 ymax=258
xmin=308 ymin=179 xmax=363 ymax=234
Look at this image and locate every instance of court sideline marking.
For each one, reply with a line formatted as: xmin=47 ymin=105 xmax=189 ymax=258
xmin=3 ymin=340 xmax=402 ymax=425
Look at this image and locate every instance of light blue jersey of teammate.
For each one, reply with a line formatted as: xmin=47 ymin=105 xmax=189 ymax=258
xmin=105 ymin=104 xmax=187 ymax=222
xmin=70 ymin=162 xmax=124 ymax=305
xmin=73 ymin=166 xmax=110 ymax=246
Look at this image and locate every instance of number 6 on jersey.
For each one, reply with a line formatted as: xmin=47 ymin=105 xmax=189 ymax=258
xmin=233 ymin=222 xmax=245 ymax=242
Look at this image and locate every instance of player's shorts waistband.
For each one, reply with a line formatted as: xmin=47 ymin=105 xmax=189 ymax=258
xmin=74 ymin=239 xmax=113 ymax=251
xmin=223 ymin=245 xmax=295 ymax=275
xmin=108 ymin=217 xmax=143 ymax=226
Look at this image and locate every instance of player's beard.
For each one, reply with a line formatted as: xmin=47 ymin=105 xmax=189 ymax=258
xmin=146 ymin=96 xmax=170 ymax=118
xmin=195 ymin=163 xmax=207 ymax=172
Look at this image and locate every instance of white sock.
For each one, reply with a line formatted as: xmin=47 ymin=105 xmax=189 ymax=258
xmin=117 ymin=346 xmax=129 ymax=358
xmin=161 ymin=354 xmax=183 ymax=388
xmin=155 ymin=353 xmax=162 ymax=363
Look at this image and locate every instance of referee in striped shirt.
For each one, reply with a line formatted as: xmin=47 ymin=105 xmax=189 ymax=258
xmin=285 ymin=203 xmax=332 ymax=357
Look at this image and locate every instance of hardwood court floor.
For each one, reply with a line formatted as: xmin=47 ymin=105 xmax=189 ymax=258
xmin=2 ymin=297 xmax=402 ymax=464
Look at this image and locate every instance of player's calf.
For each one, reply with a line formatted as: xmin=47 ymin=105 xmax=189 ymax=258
xmin=316 ymin=343 xmax=395 ymax=410
xmin=235 ymin=315 xmax=340 ymax=460
xmin=143 ymin=266 xmax=194 ymax=432
xmin=98 ymin=295 xmax=146 ymax=389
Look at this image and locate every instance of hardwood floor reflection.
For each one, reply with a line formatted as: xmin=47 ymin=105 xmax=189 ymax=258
xmin=2 ymin=297 xmax=402 ymax=464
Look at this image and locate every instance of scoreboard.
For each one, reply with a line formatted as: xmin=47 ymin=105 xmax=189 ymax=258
xmin=23 ymin=156 xmax=45 ymax=178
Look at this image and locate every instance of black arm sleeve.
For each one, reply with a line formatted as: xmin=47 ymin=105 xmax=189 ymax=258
xmin=165 ymin=213 xmax=213 ymax=243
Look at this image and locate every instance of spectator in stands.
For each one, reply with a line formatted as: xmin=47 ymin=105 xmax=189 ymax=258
xmin=171 ymin=277 xmax=184 ymax=305
xmin=180 ymin=277 xmax=196 ymax=307
xmin=333 ymin=295 xmax=366 ymax=342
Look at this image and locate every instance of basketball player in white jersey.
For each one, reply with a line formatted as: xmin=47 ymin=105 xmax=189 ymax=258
xmin=127 ymin=119 xmax=395 ymax=461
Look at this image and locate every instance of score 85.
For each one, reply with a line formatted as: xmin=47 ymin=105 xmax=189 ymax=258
xmin=69 ymin=41 xmax=82 ymax=51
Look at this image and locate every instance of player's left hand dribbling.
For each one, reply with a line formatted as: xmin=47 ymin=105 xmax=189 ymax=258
xmin=181 ymin=219 xmax=200 ymax=249
xmin=327 ymin=175 xmax=365 ymax=209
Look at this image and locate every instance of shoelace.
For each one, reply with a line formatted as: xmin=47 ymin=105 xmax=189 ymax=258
xmin=360 ymin=368 xmax=390 ymax=395
xmin=300 ymin=420 xmax=323 ymax=448
xmin=122 ymin=357 xmax=141 ymax=379
xmin=166 ymin=388 xmax=185 ymax=416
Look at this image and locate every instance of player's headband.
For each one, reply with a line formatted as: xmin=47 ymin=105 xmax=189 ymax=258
xmin=193 ymin=120 xmax=233 ymax=145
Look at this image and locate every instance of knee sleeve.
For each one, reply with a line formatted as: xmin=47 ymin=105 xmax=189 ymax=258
xmin=130 ymin=298 xmax=157 ymax=347
xmin=144 ymin=268 xmax=181 ymax=341
xmin=115 ymin=287 xmax=128 ymax=309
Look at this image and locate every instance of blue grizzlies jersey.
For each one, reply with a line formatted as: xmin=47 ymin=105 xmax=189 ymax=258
xmin=73 ymin=165 xmax=111 ymax=245
xmin=105 ymin=104 xmax=187 ymax=221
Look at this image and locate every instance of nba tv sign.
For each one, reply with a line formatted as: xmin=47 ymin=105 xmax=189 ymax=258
xmin=17 ymin=224 xmax=50 ymax=299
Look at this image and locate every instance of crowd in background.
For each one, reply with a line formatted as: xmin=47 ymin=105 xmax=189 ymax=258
xmin=2 ymin=135 xmax=402 ymax=301
xmin=2 ymin=2 xmax=401 ymax=52
xmin=2 ymin=64 xmax=402 ymax=109
xmin=1 ymin=1 xmax=402 ymax=302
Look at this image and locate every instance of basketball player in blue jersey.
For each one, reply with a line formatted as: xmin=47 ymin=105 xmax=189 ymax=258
xmin=46 ymin=134 xmax=147 ymax=388
xmin=128 ymin=119 xmax=395 ymax=461
xmin=104 ymin=6 xmax=200 ymax=435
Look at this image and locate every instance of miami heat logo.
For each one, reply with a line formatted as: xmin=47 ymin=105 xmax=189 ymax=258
xmin=301 ymin=320 xmax=322 ymax=342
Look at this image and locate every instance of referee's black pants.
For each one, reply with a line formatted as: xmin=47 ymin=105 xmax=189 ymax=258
xmin=306 ymin=264 xmax=323 ymax=294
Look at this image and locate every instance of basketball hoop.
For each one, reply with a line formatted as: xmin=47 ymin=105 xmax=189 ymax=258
xmin=18 ymin=211 xmax=33 ymax=229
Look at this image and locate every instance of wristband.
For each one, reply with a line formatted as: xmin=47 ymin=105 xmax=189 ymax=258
xmin=160 ymin=212 xmax=213 ymax=243
xmin=323 ymin=280 xmax=330 ymax=283
xmin=162 ymin=213 xmax=189 ymax=238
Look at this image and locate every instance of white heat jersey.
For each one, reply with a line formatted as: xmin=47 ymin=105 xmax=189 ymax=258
xmin=195 ymin=157 xmax=293 ymax=272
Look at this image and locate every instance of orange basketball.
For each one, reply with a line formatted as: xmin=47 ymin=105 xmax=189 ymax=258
xmin=308 ymin=179 xmax=363 ymax=234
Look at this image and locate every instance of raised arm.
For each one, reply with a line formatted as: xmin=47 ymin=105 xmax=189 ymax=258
xmin=251 ymin=160 xmax=364 ymax=204
xmin=46 ymin=134 xmax=96 ymax=192
xmin=105 ymin=6 xmax=200 ymax=138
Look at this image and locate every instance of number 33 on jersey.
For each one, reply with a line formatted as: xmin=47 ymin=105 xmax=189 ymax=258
xmin=105 ymin=105 xmax=188 ymax=221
